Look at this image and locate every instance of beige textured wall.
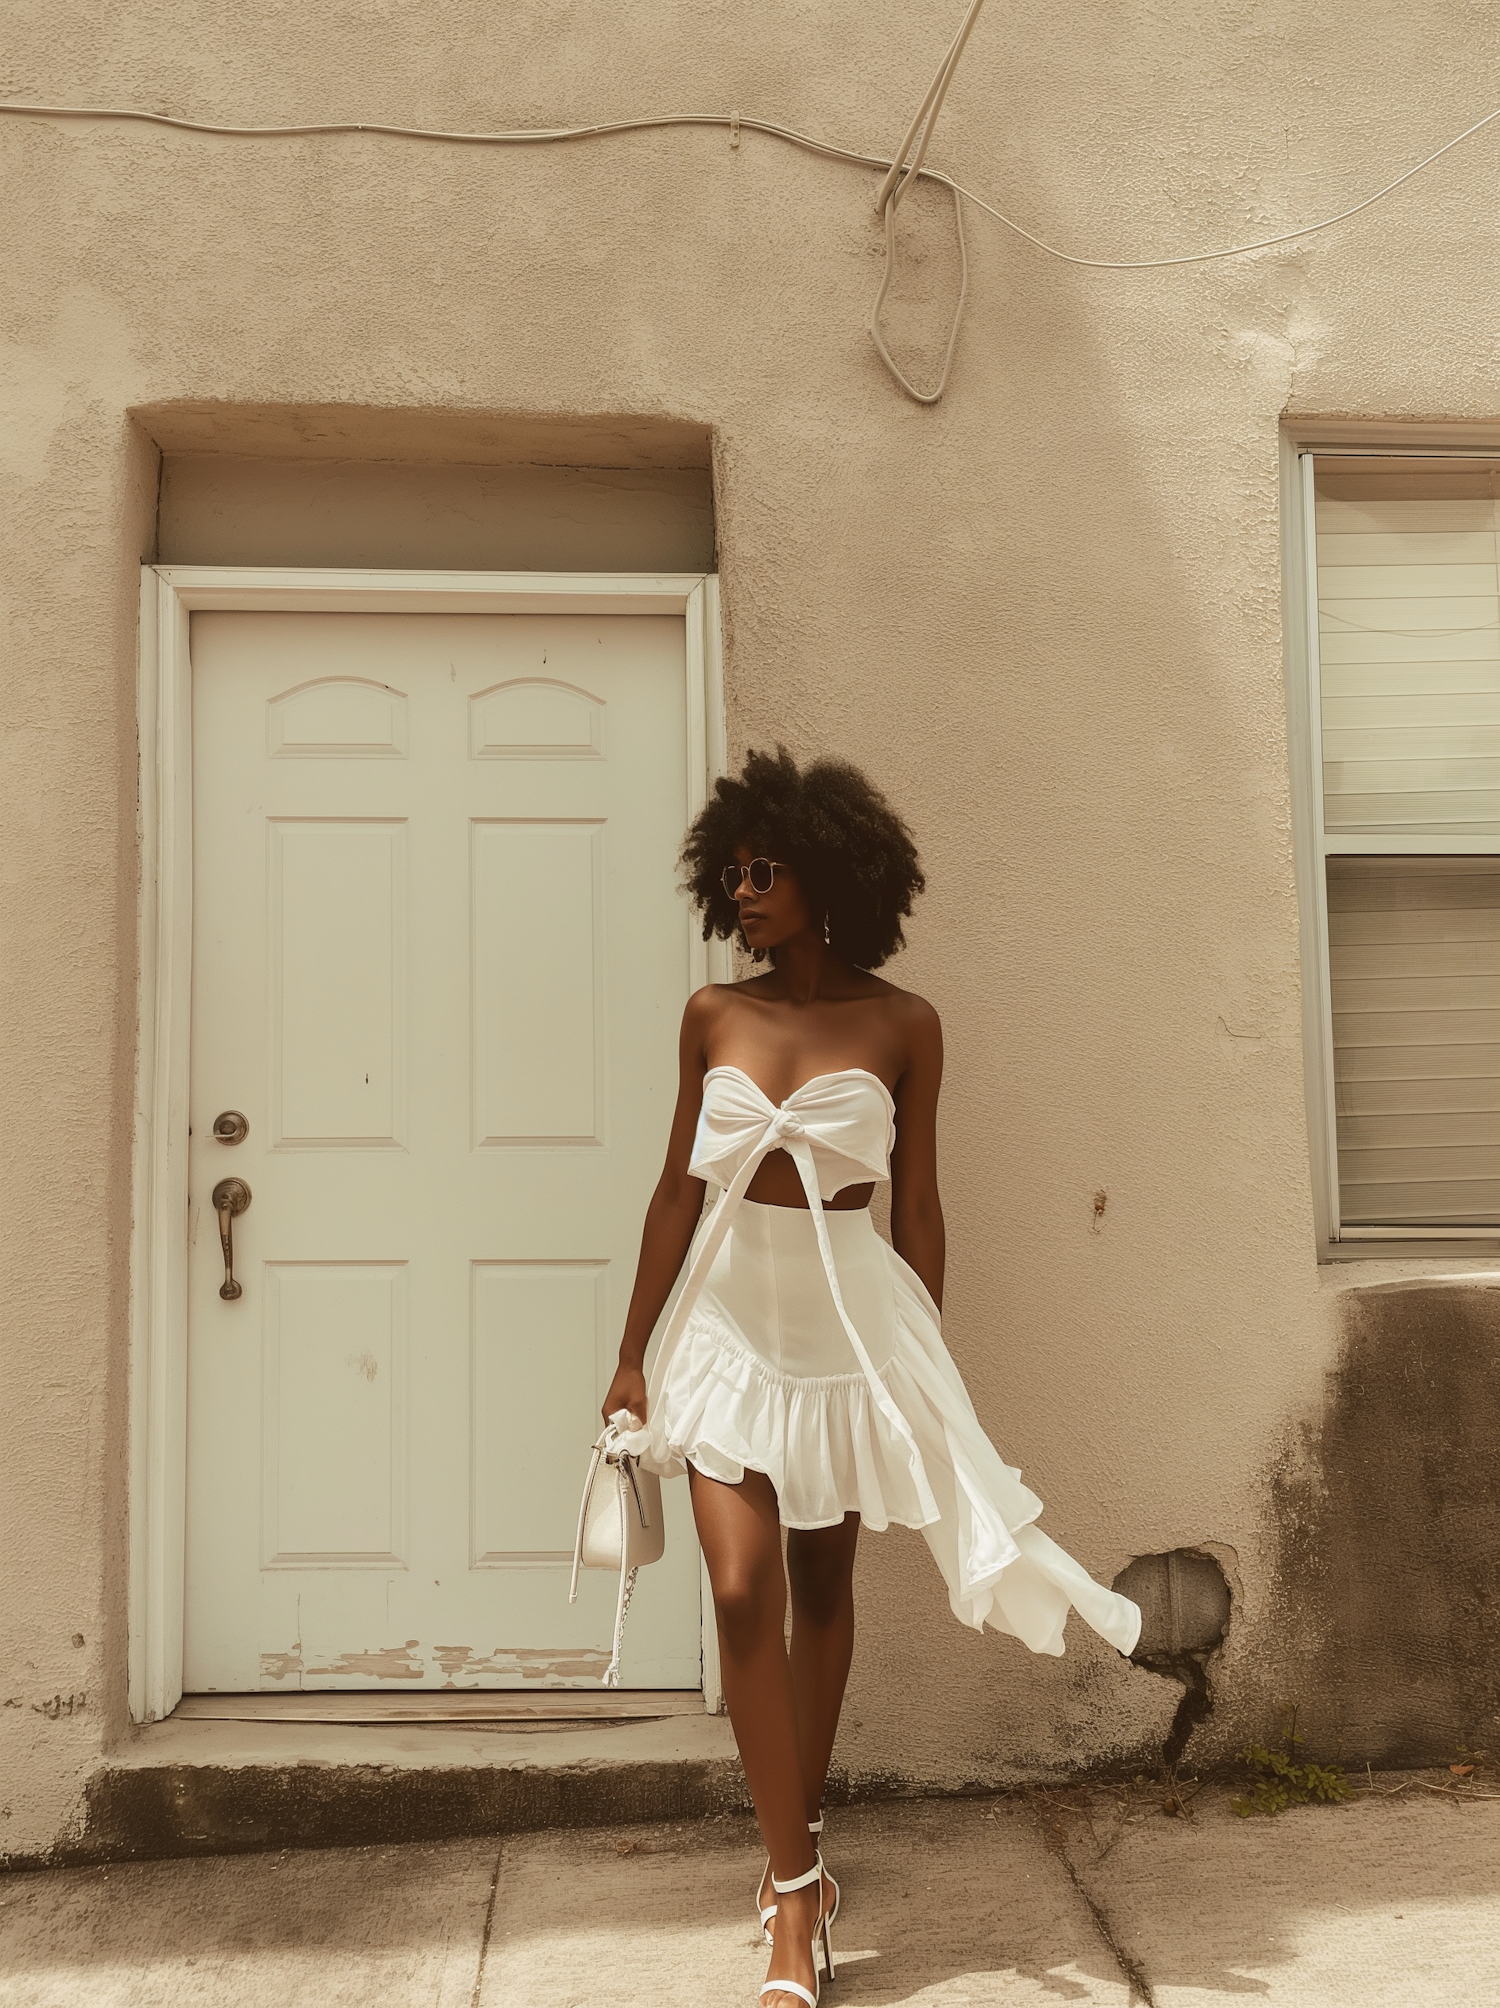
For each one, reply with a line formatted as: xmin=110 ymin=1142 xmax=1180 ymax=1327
xmin=4 ymin=0 xmax=1500 ymax=1855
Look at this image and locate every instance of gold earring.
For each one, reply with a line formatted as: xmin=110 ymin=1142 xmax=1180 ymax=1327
xmin=823 ymin=914 xmax=831 ymax=945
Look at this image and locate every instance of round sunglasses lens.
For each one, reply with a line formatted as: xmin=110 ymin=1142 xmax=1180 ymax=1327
xmin=720 ymin=866 xmax=741 ymax=897
xmin=748 ymin=859 xmax=776 ymax=894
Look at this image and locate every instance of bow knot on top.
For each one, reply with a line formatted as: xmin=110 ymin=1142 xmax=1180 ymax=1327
xmin=688 ymin=1066 xmax=895 ymax=1200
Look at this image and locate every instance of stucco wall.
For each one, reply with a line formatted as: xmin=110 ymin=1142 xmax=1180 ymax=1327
xmin=5 ymin=0 xmax=1500 ymax=1858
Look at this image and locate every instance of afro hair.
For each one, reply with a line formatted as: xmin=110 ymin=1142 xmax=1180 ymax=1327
xmin=681 ymin=746 xmax=924 ymax=970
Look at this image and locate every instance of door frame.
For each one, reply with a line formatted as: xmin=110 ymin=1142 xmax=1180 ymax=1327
xmin=129 ymin=566 xmax=726 ymax=1723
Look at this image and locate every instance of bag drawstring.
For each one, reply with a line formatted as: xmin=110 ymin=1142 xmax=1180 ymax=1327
xmin=568 ymin=1436 xmax=608 ymax=1604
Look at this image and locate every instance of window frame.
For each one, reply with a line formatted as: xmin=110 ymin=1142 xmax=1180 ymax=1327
xmin=1284 ymin=435 xmax=1500 ymax=1259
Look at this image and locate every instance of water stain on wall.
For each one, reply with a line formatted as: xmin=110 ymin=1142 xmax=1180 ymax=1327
xmin=1269 ymin=1282 xmax=1500 ymax=1766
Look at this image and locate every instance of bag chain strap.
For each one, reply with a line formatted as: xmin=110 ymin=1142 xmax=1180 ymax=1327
xmin=604 ymin=1564 xmax=640 ymax=1689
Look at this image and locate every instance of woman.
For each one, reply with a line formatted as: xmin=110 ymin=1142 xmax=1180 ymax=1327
xmin=604 ymin=748 xmax=1140 ymax=2008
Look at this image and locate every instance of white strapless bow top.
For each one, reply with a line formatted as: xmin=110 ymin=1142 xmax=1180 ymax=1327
xmin=634 ymin=1064 xmax=938 ymax=1520
xmin=689 ymin=1066 xmax=896 ymax=1200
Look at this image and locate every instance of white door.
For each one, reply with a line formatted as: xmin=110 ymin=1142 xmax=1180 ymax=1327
xmin=183 ymin=608 xmax=703 ymax=1690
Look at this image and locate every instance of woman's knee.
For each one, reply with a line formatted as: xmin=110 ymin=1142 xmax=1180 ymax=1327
xmin=711 ymin=1560 xmax=783 ymax=1653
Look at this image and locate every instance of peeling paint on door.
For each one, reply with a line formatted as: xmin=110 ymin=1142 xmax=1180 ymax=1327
xmin=301 ymin=1640 xmax=425 ymax=1681
xmin=429 ymin=1644 xmax=612 ymax=1685
xmin=432 ymin=1643 xmax=479 ymax=1684
xmin=258 ymin=1638 xmax=614 ymax=1687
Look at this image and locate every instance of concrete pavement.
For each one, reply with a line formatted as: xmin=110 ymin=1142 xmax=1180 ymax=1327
xmin=1 ymin=1780 xmax=1497 ymax=2006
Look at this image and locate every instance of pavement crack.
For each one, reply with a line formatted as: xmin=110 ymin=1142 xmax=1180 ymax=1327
xmin=1059 ymin=1853 xmax=1156 ymax=2007
xmin=1027 ymin=1800 xmax=1156 ymax=2007
xmin=468 ymin=1840 xmax=503 ymax=2008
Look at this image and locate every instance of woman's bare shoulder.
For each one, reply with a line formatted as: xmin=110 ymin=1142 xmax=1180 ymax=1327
xmin=867 ymin=981 xmax=943 ymax=1074
xmin=682 ymin=980 xmax=765 ymax=1035
xmin=863 ymin=975 xmax=941 ymax=1030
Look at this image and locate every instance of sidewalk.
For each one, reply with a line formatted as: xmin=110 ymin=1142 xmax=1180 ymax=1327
xmin=1 ymin=1780 xmax=1496 ymax=2006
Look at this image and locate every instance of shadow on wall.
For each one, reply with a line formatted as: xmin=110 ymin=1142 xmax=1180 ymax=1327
xmin=1270 ymin=1283 xmax=1500 ymax=1767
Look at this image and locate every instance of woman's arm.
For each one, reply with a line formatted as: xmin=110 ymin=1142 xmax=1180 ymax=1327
xmin=889 ymin=997 xmax=945 ymax=1311
xmin=601 ymin=989 xmax=718 ymax=1423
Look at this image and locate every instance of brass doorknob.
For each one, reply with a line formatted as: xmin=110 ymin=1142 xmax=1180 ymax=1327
xmin=212 ymin=1110 xmax=249 ymax=1144
xmin=211 ymin=1178 xmax=252 ymax=1300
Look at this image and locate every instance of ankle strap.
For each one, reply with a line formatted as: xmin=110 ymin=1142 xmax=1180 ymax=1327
xmin=807 ymin=1814 xmax=823 ymax=1836
xmin=770 ymin=1852 xmax=824 ymax=1896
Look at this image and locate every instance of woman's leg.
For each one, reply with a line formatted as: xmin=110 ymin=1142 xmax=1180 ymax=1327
xmin=786 ymin=1513 xmax=860 ymax=1821
xmin=689 ymin=1464 xmax=821 ymax=2003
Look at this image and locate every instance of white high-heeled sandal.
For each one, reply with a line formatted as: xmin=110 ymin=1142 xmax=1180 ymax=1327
xmin=758 ymin=1817 xmax=839 ymax=1945
xmin=809 ymin=1816 xmax=841 ymax=1928
xmin=759 ymin=1853 xmax=836 ymax=2007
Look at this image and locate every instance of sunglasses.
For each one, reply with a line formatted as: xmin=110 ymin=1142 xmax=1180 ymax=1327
xmin=720 ymin=858 xmax=786 ymax=898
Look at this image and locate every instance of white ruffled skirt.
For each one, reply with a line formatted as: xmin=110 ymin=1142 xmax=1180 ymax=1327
xmin=635 ymin=1199 xmax=1141 ymax=1659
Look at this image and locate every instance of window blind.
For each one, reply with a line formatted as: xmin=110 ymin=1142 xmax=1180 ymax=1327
xmin=1328 ymin=856 xmax=1500 ymax=1226
xmin=1316 ymin=483 xmax=1500 ymax=834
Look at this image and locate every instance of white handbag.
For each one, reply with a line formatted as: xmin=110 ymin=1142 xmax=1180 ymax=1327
xmin=569 ymin=1410 xmax=666 ymax=1687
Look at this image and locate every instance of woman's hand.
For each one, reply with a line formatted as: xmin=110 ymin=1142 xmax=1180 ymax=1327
xmin=602 ymin=1361 xmax=647 ymax=1427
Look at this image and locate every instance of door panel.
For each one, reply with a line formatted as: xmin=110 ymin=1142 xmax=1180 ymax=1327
xmin=471 ymin=820 xmax=603 ymax=1144
xmin=183 ymin=610 xmax=700 ymax=1690
xmin=261 ymin=1261 xmax=408 ymax=1567
xmin=470 ymin=1261 xmax=605 ymax=1563
xmin=270 ymin=820 xmax=407 ymax=1147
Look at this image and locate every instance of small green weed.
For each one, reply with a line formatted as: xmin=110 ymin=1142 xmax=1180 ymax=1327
xmin=1231 ymin=1707 xmax=1352 ymax=1818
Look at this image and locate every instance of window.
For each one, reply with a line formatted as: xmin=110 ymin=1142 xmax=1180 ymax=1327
xmin=1293 ymin=451 xmax=1500 ymax=1249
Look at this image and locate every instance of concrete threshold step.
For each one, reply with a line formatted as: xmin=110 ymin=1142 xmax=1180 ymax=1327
xmin=64 ymin=1707 xmax=746 ymax=1868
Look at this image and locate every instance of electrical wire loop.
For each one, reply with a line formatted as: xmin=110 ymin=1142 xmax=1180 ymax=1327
xmin=868 ymin=0 xmax=986 ymax=402
xmin=868 ymin=184 xmax=969 ymax=406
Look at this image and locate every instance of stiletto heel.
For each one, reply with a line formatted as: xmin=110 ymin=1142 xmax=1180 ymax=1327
xmin=758 ymin=1816 xmax=837 ymax=1944
xmin=759 ymin=1855 xmax=834 ymax=2007
xmin=757 ymin=1854 xmax=777 ymax=1945
xmin=808 ymin=1814 xmax=840 ymax=1928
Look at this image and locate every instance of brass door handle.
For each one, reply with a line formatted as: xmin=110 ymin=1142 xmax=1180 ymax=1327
xmin=211 ymin=1178 xmax=252 ymax=1300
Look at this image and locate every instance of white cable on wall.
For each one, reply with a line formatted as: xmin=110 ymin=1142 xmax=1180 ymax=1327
xmin=868 ymin=0 xmax=986 ymax=403
xmin=5 ymin=39 xmax=1500 ymax=404
xmin=939 ymin=96 xmax=1500 ymax=271
xmin=876 ymin=0 xmax=988 ymax=220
